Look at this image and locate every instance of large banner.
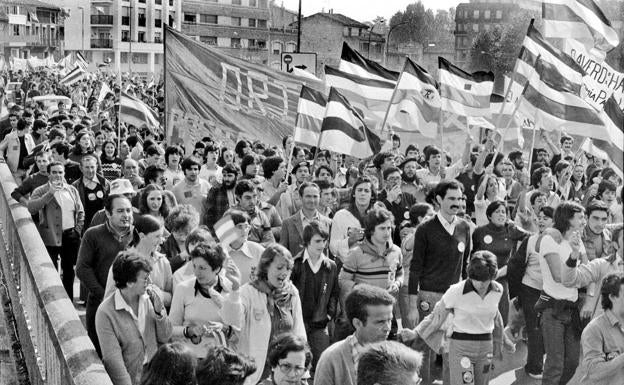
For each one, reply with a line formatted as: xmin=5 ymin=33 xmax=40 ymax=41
xmin=564 ymin=39 xmax=624 ymax=110
xmin=164 ymin=26 xmax=323 ymax=150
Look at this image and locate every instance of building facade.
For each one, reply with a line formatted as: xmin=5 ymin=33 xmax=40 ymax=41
xmin=0 ymin=0 xmax=63 ymax=60
xmin=180 ymin=0 xmax=297 ymax=72
xmin=454 ymin=0 xmax=538 ymax=67
xmin=57 ymin=0 xmax=182 ymax=77
xmin=298 ymin=11 xmax=385 ymax=75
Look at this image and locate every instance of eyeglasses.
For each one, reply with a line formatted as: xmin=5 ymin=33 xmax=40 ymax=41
xmin=278 ymin=363 xmax=306 ymax=376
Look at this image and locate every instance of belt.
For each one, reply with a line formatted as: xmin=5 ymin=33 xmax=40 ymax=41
xmin=451 ymin=332 xmax=492 ymax=341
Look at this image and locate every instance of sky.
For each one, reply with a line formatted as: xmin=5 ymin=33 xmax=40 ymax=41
xmin=280 ymin=0 xmax=462 ymax=23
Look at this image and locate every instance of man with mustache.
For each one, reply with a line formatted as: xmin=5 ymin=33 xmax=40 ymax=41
xmin=406 ymin=180 xmax=472 ymax=385
xmin=202 ymin=163 xmax=240 ymax=229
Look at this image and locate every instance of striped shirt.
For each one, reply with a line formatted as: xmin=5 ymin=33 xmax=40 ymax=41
xmin=338 ymin=239 xmax=403 ymax=292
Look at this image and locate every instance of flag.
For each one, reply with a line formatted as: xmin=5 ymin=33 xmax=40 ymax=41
xmin=385 ymin=58 xmax=440 ymax=138
xmin=319 ymin=87 xmax=381 ymax=159
xmin=339 ymin=42 xmax=399 ymax=83
xmin=214 ymin=215 xmax=239 ymax=246
xmin=324 ymin=65 xmax=395 ymax=130
xmin=580 ymin=95 xmax=623 ymax=177
xmin=438 ymin=57 xmax=494 ymax=118
xmin=76 ymin=51 xmax=88 ymax=70
xmin=60 ymin=66 xmax=87 ymax=86
xmin=516 ymin=57 xmax=609 ymax=140
xmin=294 ymin=85 xmax=327 ymax=146
xmin=120 ymin=91 xmax=160 ymax=130
xmin=542 ymin=0 xmax=620 ymax=54
xmin=514 ymin=20 xmax=585 ymax=93
xmin=97 ymin=81 xmax=113 ymax=104
xmin=490 ymin=76 xmax=525 ymax=146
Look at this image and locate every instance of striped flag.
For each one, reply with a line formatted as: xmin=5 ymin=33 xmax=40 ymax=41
xmin=517 ymin=57 xmax=609 ymax=140
xmin=319 ymin=87 xmax=381 ymax=159
xmin=60 ymin=65 xmax=87 ymax=86
xmin=438 ymin=57 xmax=494 ymax=119
xmin=76 ymin=51 xmax=88 ymax=70
xmin=385 ymin=58 xmax=440 ymax=138
xmin=97 ymin=81 xmax=113 ymax=104
xmin=214 ymin=215 xmax=239 ymax=246
xmin=120 ymin=92 xmax=160 ymax=130
xmin=294 ymin=85 xmax=327 ymax=147
xmin=581 ymin=96 xmax=623 ymax=176
xmin=514 ymin=20 xmax=585 ymax=94
xmin=339 ymin=42 xmax=399 ymax=83
xmin=542 ymin=0 xmax=620 ymax=54
xmin=324 ymin=65 xmax=395 ymax=130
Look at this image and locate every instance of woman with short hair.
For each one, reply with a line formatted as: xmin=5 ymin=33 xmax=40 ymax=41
xmin=139 ymin=342 xmax=196 ymax=385
xmin=259 ymin=333 xmax=312 ymax=385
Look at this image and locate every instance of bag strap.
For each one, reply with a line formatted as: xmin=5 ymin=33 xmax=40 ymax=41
xmin=535 ymin=234 xmax=545 ymax=254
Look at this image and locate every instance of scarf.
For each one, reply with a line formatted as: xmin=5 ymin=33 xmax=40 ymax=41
xmin=250 ymin=278 xmax=295 ymax=339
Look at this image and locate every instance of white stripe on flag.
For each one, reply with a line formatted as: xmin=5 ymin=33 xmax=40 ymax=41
xmin=214 ymin=215 xmax=239 ymax=246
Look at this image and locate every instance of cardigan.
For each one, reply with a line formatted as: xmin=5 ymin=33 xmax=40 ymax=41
xmin=239 ymin=283 xmax=306 ymax=385
xmin=409 ymin=216 xmax=472 ymax=295
xmin=313 ymin=337 xmax=357 ymax=385
xmin=95 ymin=291 xmax=172 ymax=385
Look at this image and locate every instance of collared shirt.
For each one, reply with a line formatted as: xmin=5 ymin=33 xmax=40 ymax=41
xmin=437 ymin=212 xmax=458 ymax=235
xmin=300 ymin=210 xmax=320 ymax=231
xmin=114 ymin=289 xmax=149 ymax=338
xmin=226 ymin=189 xmax=236 ymax=207
xmin=581 ymin=310 xmax=624 ymax=385
xmin=347 ymin=334 xmax=367 ymax=368
xmin=54 ymin=183 xmax=76 ymax=230
xmin=82 ymin=175 xmax=100 ymax=190
xmin=302 ymin=249 xmax=327 ymax=274
xmin=227 ymin=241 xmax=264 ymax=285
xmin=442 ymin=279 xmax=503 ymax=334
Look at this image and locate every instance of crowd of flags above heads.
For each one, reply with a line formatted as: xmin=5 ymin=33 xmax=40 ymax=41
xmin=294 ymin=0 xmax=622 ymax=174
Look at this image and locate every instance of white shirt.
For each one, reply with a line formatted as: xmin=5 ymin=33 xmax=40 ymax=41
xmin=114 ymin=290 xmax=149 ymax=338
xmin=199 ymin=164 xmax=222 ymax=185
xmin=227 ymin=241 xmax=264 ymax=285
xmin=539 ymin=235 xmax=584 ymax=302
xmin=55 ymin=185 xmax=76 ymax=230
xmin=443 ymin=279 xmax=503 ymax=334
xmin=437 ymin=212 xmax=458 ymax=235
xmin=300 ymin=210 xmax=320 ymax=231
xmin=302 ymin=249 xmax=327 ymax=274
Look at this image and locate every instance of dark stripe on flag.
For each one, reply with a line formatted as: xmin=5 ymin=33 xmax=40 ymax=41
xmin=325 ymin=66 xmax=396 ymax=89
xmin=297 ymin=114 xmax=323 ymax=131
xmin=404 ymin=58 xmax=438 ymax=87
xmin=321 ymin=117 xmax=367 ymax=141
xmin=604 ymin=95 xmax=624 ymax=131
xmin=523 ymin=85 xmax=603 ymax=125
xmin=535 ymin=58 xmax=581 ymax=95
xmin=573 ymin=0 xmax=612 ymax=25
xmin=300 ymin=86 xmax=327 ymax=106
xmin=341 ymin=42 xmax=399 ymax=82
xmin=526 ymin=20 xmax=584 ymax=74
xmin=438 ymin=57 xmax=494 ymax=83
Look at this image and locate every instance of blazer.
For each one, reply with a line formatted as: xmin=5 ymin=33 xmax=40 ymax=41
xmin=0 ymin=131 xmax=35 ymax=173
xmin=96 ymin=292 xmax=173 ymax=385
xmin=28 ymin=183 xmax=84 ymax=247
xmin=72 ymin=174 xmax=111 ymax=207
xmin=280 ymin=210 xmax=332 ymax=257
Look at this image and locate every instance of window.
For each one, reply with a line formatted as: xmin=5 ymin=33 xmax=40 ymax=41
xmin=484 ymin=24 xmax=490 ymax=31
xmin=122 ymin=6 xmax=130 ymax=25
xmin=200 ymin=14 xmax=217 ymax=24
xmin=248 ymin=38 xmax=256 ymax=47
xmin=257 ymin=19 xmax=267 ymax=28
xmin=138 ymin=0 xmax=145 ymax=3
xmin=155 ymin=32 xmax=162 ymax=43
xmin=138 ymin=8 xmax=146 ymax=27
xmin=184 ymin=13 xmax=196 ymax=24
xmin=259 ymin=0 xmax=267 ymax=7
xmin=121 ymin=30 xmax=130 ymax=41
xmin=155 ymin=0 xmax=162 ymax=4
xmin=343 ymin=27 xmax=349 ymax=36
xmin=257 ymin=40 xmax=266 ymax=49
xmin=232 ymin=0 xmax=241 ymax=5
xmin=12 ymin=25 xmax=19 ymax=36
xmin=231 ymin=17 xmax=241 ymax=26
xmin=495 ymin=10 xmax=502 ymax=19
xmin=121 ymin=52 xmax=128 ymax=63
xmin=133 ymin=53 xmax=148 ymax=64
xmin=272 ymin=41 xmax=282 ymax=54
xmin=472 ymin=24 xmax=478 ymax=32
xmin=169 ymin=0 xmax=174 ymax=6
xmin=138 ymin=31 xmax=145 ymax=42
xmin=155 ymin=53 xmax=160 ymax=64
xmin=249 ymin=0 xmax=257 ymax=6
xmin=199 ymin=36 xmax=216 ymax=46
xmin=155 ymin=9 xmax=162 ymax=27
xmin=484 ymin=10 xmax=490 ymax=19
xmin=231 ymin=37 xmax=241 ymax=48
xmin=285 ymin=42 xmax=296 ymax=52
xmin=473 ymin=10 xmax=479 ymax=19
xmin=248 ymin=18 xmax=256 ymax=27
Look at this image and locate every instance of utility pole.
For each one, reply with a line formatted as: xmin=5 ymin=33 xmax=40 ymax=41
xmin=129 ymin=2 xmax=133 ymax=77
xmin=78 ymin=7 xmax=84 ymax=52
xmin=296 ymin=0 xmax=301 ymax=53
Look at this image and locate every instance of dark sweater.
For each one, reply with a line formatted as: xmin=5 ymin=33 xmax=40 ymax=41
xmin=409 ymin=216 xmax=472 ymax=295
xmin=378 ymin=189 xmax=417 ymax=245
xmin=11 ymin=172 xmax=48 ymax=201
xmin=291 ymin=252 xmax=339 ymax=329
xmin=472 ymin=222 xmax=528 ymax=268
xmin=76 ymin=223 xmax=134 ymax=302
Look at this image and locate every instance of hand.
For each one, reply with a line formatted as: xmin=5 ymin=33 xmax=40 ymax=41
xmin=347 ymin=228 xmax=365 ymax=245
xmin=147 ymin=286 xmax=164 ymax=315
xmin=224 ymin=258 xmax=242 ymax=291
xmin=278 ymin=181 xmax=289 ymax=193
xmin=387 ymin=185 xmax=401 ymax=203
xmin=484 ymin=164 xmax=495 ymax=175
xmin=539 ymin=128 xmax=548 ymax=140
xmin=186 ymin=324 xmax=205 ymax=345
xmin=569 ymin=231 xmax=582 ymax=254
xmin=587 ymin=184 xmax=599 ymax=197
xmin=407 ymin=308 xmax=420 ymax=328
xmin=503 ymin=336 xmax=516 ymax=354
xmin=580 ymin=300 xmax=594 ymax=321
xmin=397 ymin=328 xmax=417 ymax=342
xmin=387 ymin=282 xmax=399 ymax=295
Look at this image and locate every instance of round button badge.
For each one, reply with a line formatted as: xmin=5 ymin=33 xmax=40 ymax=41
xmin=457 ymin=242 xmax=466 ymax=253
xmin=484 ymin=235 xmax=493 ymax=244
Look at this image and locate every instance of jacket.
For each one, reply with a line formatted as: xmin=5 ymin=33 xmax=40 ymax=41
xmin=0 ymin=131 xmax=35 ymax=173
xmin=239 ymin=283 xmax=306 ymax=385
xmin=27 ymin=183 xmax=84 ymax=247
xmin=313 ymin=336 xmax=357 ymax=385
xmin=72 ymin=175 xmax=111 ymax=208
xmin=280 ymin=210 xmax=332 ymax=257
xmin=95 ymin=291 xmax=173 ymax=385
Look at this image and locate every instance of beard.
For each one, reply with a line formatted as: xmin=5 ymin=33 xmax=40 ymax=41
xmin=223 ymin=179 xmax=236 ymax=189
xmin=402 ymin=174 xmax=417 ymax=183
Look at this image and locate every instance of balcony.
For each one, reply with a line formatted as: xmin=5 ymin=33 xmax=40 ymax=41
xmin=91 ymin=38 xmax=113 ymax=48
xmin=91 ymin=14 xmax=113 ymax=25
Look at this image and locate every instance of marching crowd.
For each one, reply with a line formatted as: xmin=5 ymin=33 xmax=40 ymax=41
xmin=0 ymin=68 xmax=623 ymax=385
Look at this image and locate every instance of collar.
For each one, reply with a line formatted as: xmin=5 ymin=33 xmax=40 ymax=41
xmin=228 ymin=241 xmax=253 ymax=258
xmin=194 ymin=277 xmax=224 ymax=298
xmin=302 ymin=249 xmax=327 ymax=273
xmin=437 ymin=212 xmax=457 ymax=228
xmin=462 ymin=279 xmax=500 ymax=295
xmin=114 ymin=289 xmax=147 ymax=316
xmin=106 ymin=220 xmax=134 ymax=243
xmin=300 ymin=209 xmax=320 ymax=223
xmin=604 ymin=310 xmax=622 ymax=328
xmin=360 ymin=239 xmax=394 ymax=261
xmin=82 ymin=175 xmax=100 ymax=185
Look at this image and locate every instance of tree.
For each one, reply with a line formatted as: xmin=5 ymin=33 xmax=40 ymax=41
xmin=388 ymin=2 xmax=455 ymax=47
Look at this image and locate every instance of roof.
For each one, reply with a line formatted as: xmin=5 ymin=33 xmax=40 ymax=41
xmin=304 ymin=12 xmax=369 ymax=28
xmin=2 ymin=0 xmax=60 ymax=11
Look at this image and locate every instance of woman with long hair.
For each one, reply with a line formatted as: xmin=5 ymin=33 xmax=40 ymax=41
xmin=100 ymin=140 xmax=123 ymax=181
xmin=238 ymin=244 xmax=306 ymax=385
xmin=139 ymin=342 xmax=196 ymax=385
xmin=139 ymin=184 xmax=172 ymax=227
xmin=104 ymin=215 xmax=173 ymax=308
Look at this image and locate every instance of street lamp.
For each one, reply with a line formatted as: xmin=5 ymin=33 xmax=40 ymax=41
xmin=383 ymin=21 xmax=407 ymax=66
xmin=77 ymin=6 xmax=84 ymax=52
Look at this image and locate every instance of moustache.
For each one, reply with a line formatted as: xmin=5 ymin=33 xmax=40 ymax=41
xmin=450 ymin=205 xmax=460 ymax=210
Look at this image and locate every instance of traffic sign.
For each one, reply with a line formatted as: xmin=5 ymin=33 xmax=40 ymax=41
xmin=281 ymin=52 xmax=317 ymax=77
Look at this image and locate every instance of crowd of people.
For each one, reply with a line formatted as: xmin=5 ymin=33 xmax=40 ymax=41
xmin=1 ymin=68 xmax=623 ymax=385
